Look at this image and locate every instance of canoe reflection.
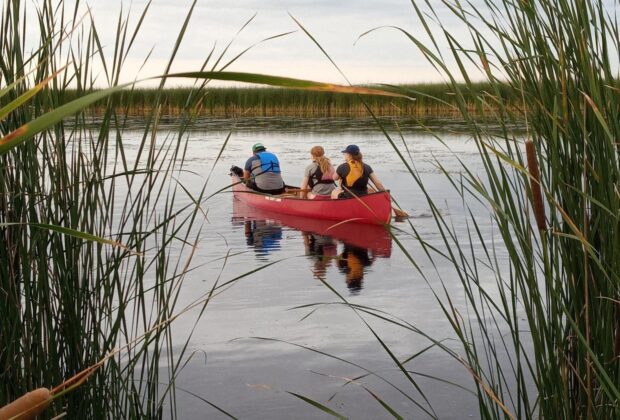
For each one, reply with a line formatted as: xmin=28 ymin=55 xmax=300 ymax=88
xmin=302 ymin=232 xmax=338 ymax=279
xmin=338 ymin=244 xmax=374 ymax=293
xmin=233 ymin=198 xmax=392 ymax=291
xmin=242 ymin=220 xmax=282 ymax=259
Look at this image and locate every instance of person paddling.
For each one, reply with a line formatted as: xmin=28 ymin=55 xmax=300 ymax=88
xmin=331 ymin=144 xmax=386 ymax=199
xmin=243 ymin=143 xmax=285 ymax=195
xmin=300 ymin=146 xmax=336 ymax=199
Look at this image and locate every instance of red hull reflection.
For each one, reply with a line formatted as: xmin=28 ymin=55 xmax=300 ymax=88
xmin=233 ymin=198 xmax=391 ymax=257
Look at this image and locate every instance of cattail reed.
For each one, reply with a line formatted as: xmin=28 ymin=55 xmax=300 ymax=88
xmin=525 ymin=139 xmax=546 ymax=231
xmin=387 ymin=0 xmax=620 ymax=418
xmin=0 ymin=388 xmax=51 ymax=420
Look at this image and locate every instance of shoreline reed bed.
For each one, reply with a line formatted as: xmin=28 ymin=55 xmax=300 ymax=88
xmin=88 ymin=103 xmax=521 ymax=118
xmin=0 ymin=1 xmax=217 ymax=418
xmin=367 ymin=0 xmax=619 ymax=418
xmin=56 ymin=83 xmax=519 ymax=117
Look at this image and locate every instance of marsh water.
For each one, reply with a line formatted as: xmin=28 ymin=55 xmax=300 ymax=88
xmin=118 ymin=117 xmax=511 ymax=419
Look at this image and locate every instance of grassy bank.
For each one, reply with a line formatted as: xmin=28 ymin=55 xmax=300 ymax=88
xmin=59 ymin=82 xmax=519 ymax=117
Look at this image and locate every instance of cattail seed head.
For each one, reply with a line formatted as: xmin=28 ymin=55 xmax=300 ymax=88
xmin=525 ymin=139 xmax=546 ymax=231
xmin=0 ymin=388 xmax=52 ymax=420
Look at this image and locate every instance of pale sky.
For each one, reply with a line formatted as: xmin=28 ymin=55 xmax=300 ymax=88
xmin=22 ymin=0 xmax=619 ymax=87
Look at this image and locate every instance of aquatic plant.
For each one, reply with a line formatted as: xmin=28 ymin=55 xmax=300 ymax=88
xmin=0 ymin=1 xmax=214 ymax=417
xmin=373 ymin=0 xmax=620 ymax=418
xmin=3 ymin=0 xmax=617 ymax=417
xmin=60 ymin=82 xmax=517 ymax=117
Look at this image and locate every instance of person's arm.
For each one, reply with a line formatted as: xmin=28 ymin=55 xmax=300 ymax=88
xmin=333 ymin=165 xmax=342 ymax=181
xmin=369 ymin=173 xmax=386 ymax=191
xmin=300 ymin=176 xmax=310 ymax=199
xmin=243 ymin=157 xmax=254 ymax=184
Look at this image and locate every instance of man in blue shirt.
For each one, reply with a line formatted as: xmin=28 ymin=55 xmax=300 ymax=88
xmin=243 ymin=143 xmax=285 ymax=194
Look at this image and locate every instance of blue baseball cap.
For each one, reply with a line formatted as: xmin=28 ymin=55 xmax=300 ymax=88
xmin=341 ymin=144 xmax=360 ymax=154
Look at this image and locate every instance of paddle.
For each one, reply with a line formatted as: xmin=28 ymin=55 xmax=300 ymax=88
xmin=391 ymin=204 xmax=409 ymax=219
xmin=284 ymin=187 xmax=310 ymax=193
xmin=283 ymin=187 xmax=311 ymax=198
xmin=368 ymin=183 xmax=409 ymax=219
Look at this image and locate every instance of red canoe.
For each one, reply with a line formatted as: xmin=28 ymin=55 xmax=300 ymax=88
xmin=231 ymin=175 xmax=391 ymax=225
xmin=232 ymin=198 xmax=392 ymax=256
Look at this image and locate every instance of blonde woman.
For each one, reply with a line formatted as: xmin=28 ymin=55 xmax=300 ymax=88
xmin=300 ymin=146 xmax=336 ymax=199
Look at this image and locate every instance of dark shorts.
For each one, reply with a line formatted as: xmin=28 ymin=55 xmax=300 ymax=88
xmin=249 ymin=182 xmax=285 ymax=195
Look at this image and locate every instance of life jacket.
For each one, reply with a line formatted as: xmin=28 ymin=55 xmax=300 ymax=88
xmin=255 ymin=151 xmax=281 ymax=175
xmin=308 ymin=164 xmax=334 ymax=189
xmin=344 ymin=160 xmax=365 ymax=189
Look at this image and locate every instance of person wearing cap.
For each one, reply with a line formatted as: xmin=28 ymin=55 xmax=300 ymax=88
xmin=331 ymin=144 xmax=386 ymax=199
xmin=243 ymin=143 xmax=286 ymax=195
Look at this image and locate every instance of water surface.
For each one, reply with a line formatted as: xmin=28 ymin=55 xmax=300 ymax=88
xmin=117 ymin=117 xmax=504 ymax=419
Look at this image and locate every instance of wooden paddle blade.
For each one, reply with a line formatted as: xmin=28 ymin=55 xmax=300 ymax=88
xmin=392 ymin=207 xmax=409 ymax=218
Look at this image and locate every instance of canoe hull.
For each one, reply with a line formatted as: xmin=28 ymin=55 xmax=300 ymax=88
xmin=231 ymin=175 xmax=391 ymax=225
xmin=232 ymin=199 xmax=392 ymax=256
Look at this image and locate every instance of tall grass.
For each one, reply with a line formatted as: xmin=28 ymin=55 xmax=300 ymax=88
xmin=3 ymin=0 xmax=618 ymax=417
xmin=369 ymin=0 xmax=619 ymax=418
xmin=0 ymin=1 xmax=213 ymax=417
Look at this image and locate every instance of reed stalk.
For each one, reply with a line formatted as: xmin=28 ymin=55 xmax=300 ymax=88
xmin=0 ymin=1 xmax=213 ymax=417
xmin=375 ymin=0 xmax=620 ymax=418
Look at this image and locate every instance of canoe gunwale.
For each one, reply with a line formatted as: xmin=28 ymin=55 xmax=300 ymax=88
xmin=234 ymin=188 xmax=391 ymax=201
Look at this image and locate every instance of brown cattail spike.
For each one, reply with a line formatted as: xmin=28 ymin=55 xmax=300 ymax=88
xmin=0 ymin=388 xmax=52 ymax=420
xmin=525 ymin=139 xmax=546 ymax=231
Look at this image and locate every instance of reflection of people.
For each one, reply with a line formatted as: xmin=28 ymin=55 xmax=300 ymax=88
xmin=243 ymin=143 xmax=285 ymax=195
xmin=300 ymin=146 xmax=336 ymax=199
xmin=302 ymin=231 xmax=337 ymax=278
xmin=244 ymin=220 xmax=282 ymax=258
xmin=331 ymin=144 xmax=386 ymax=199
xmin=337 ymin=244 xmax=375 ymax=292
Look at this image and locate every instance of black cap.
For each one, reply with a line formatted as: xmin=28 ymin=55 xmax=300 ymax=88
xmin=341 ymin=144 xmax=360 ymax=154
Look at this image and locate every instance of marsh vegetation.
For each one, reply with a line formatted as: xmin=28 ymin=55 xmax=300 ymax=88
xmin=63 ymin=83 xmax=518 ymax=117
xmin=1 ymin=0 xmax=618 ymax=418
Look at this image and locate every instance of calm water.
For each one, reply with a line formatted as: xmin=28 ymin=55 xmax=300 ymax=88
xmin=118 ymin=117 xmax=507 ymax=419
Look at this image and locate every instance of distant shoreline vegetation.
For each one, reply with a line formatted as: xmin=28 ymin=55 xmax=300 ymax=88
xmin=60 ymin=82 xmax=519 ymax=117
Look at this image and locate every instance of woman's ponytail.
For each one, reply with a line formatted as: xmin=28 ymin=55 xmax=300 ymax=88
xmin=310 ymin=146 xmax=333 ymax=174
